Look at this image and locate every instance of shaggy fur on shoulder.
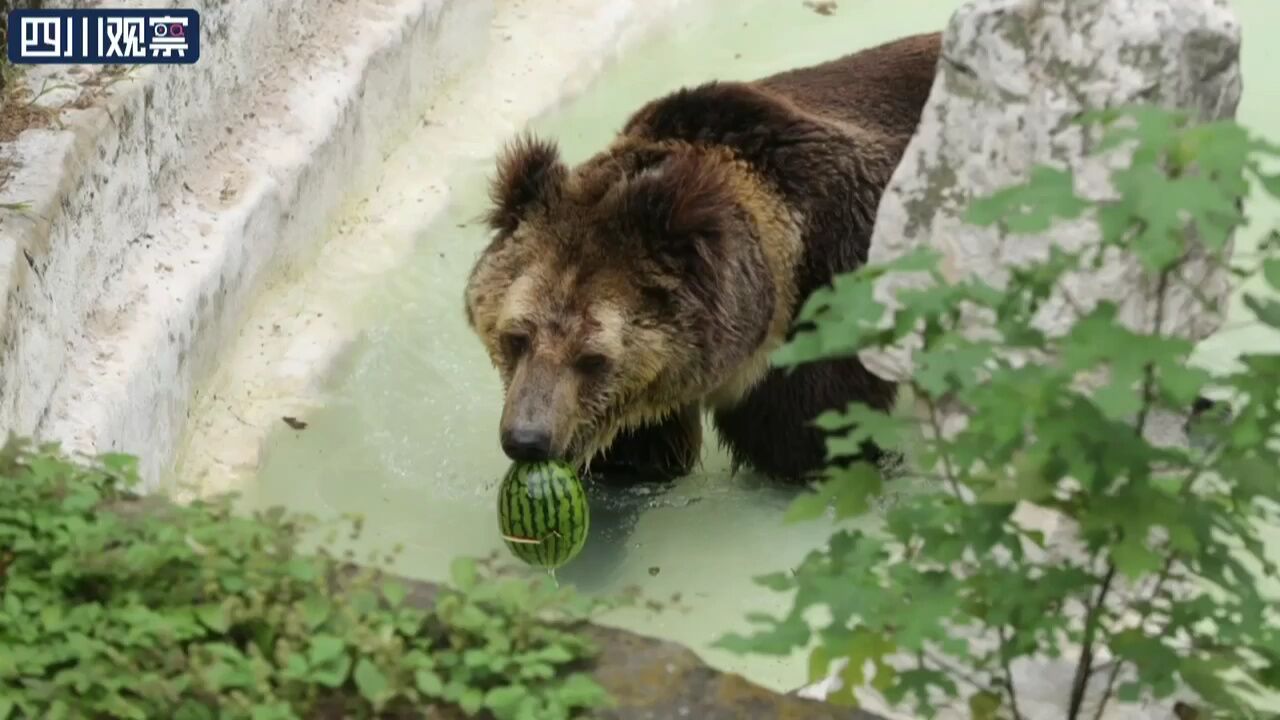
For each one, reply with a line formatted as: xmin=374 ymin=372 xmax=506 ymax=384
xmin=463 ymin=32 xmax=942 ymax=482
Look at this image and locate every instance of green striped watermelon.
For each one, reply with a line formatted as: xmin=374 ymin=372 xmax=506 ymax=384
xmin=497 ymin=461 xmax=589 ymax=569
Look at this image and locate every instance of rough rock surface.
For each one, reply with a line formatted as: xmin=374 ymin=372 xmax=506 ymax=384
xmin=800 ymin=1 xmax=1243 ymax=719
xmin=861 ymin=0 xmax=1241 ymax=407
xmin=577 ymin=625 xmax=888 ymax=719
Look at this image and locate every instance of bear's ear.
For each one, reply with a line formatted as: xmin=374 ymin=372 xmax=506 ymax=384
xmin=614 ymin=153 xmax=734 ymax=254
xmin=485 ymin=134 xmax=568 ymax=234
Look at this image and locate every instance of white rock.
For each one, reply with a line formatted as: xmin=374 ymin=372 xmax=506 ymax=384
xmin=799 ymin=1 xmax=1243 ymax=718
xmin=862 ymin=0 xmax=1241 ymax=392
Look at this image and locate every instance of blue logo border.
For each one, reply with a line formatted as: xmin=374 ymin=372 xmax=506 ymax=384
xmin=6 ymin=8 xmax=201 ymax=65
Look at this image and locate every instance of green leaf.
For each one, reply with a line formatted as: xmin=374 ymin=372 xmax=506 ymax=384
xmin=976 ymin=458 xmax=1053 ymax=504
xmin=349 ymin=587 xmax=379 ymax=615
xmin=415 ymin=669 xmax=445 ymax=698
xmin=1112 ymin=534 xmax=1165 ymax=579
xmin=819 ymin=402 xmax=910 ymax=457
xmin=1263 ymin=257 xmax=1280 ymax=291
xmin=464 ymin=648 xmax=494 ymax=668
xmin=1117 ymin=681 xmax=1142 ymax=703
xmin=1256 ymin=172 xmax=1280 ymax=200
xmin=102 ymin=693 xmax=149 ymax=720
xmin=353 ymin=658 xmax=390 ymax=705
xmin=773 ymin=330 xmax=827 ymax=368
xmin=893 ymin=247 xmax=946 ymax=273
xmin=284 ymin=557 xmax=320 ymax=582
xmin=299 ymin=595 xmax=330 ymax=630
xmin=451 ymin=557 xmax=478 ymax=591
xmin=518 ymin=661 xmax=555 ymax=682
xmin=195 ymin=603 xmax=230 ymax=634
xmin=554 ymin=673 xmax=610 ymax=710
xmin=1159 ymin=364 xmax=1211 ymax=406
xmin=249 ymin=703 xmax=297 ymax=720
xmin=964 ymin=166 xmax=1090 ymax=232
xmin=784 ymin=489 xmax=830 ymax=523
xmin=829 ymin=464 xmax=883 ymax=519
xmin=714 ymin=612 xmax=810 ymax=656
xmin=309 ymin=656 xmax=352 ymax=688
xmin=1179 ymin=658 xmax=1236 ymax=707
xmin=174 ymin=702 xmax=217 ymax=720
xmin=282 ymin=652 xmax=308 ymax=678
xmin=1243 ymin=293 xmax=1280 ymax=328
xmin=754 ymin=572 xmax=794 ymax=593
xmin=484 ymin=686 xmax=528 ymax=718
xmin=307 ymin=635 xmax=345 ymax=665
xmin=459 ymin=687 xmax=485 ymax=716
xmin=382 ymin=580 xmax=408 ymax=607
xmin=968 ymin=690 xmax=1003 ymax=719
xmin=100 ymin=452 xmax=139 ymax=477
xmin=808 ymin=645 xmax=832 ymax=683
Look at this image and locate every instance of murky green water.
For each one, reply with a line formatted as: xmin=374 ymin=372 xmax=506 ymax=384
xmin=241 ymin=0 xmax=1280 ymax=695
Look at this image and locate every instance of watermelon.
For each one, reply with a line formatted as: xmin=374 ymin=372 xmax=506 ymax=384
xmin=497 ymin=460 xmax=589 ymax=569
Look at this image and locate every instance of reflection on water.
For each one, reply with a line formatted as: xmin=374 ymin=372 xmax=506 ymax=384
xmin=240 ymin=0 xmax=1280 ymax=696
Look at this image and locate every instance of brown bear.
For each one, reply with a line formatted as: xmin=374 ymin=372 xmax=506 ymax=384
xmin=463 ymin=32 xmax=942 ymax=483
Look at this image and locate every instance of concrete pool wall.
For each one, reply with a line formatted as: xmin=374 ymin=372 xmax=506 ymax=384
xmin=0 ymin=0 xmax=691 ymax=490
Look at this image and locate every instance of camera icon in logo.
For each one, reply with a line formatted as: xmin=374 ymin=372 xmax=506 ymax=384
xmin=148 ymin=15 xmax=189 ymax=57
xmin=152 ymin=22 xmax=186 ymax=38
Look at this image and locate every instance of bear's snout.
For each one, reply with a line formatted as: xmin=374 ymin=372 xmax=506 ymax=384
xmin=499 ymin=356 xmax=577 ymax=463
xmin=501 ymin=425 xmax=553 ymax=462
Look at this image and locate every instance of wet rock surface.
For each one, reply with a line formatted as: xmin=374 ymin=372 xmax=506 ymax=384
xmin=574 ymin=623 xmax=885 ymax=720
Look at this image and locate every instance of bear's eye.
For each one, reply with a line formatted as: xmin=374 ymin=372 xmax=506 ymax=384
xmin=501 ymin=332 xmax=530 ymax=358
xmin=574 ymin=353 xmax=610 ymax=375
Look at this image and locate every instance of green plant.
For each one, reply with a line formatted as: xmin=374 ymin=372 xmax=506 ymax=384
xmin=718 ymin=106 xmax=1280 ymax=719
xmin=0 ymin=436 xmax=613 ymax=719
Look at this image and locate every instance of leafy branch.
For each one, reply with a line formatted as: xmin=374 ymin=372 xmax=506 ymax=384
xmin=718 ymin=106 xmax=1280 ymax=719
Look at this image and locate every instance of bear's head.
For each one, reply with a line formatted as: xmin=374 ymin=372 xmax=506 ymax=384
xmin=463 ymin=135 xmax=780 ymax=467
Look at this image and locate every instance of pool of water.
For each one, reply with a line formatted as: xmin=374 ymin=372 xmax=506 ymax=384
xmin=235 ymin=0 xmax=1280 ymax=696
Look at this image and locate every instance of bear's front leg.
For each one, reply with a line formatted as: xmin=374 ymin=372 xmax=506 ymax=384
xmin=713 ymin=357 xmax=897 ymax=483
xmin=586 ymin=403 xmax=702 ymax=484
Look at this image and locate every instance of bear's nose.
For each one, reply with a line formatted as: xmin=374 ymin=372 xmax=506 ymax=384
xmin=501 ymin=426 xmax=553 ymax=461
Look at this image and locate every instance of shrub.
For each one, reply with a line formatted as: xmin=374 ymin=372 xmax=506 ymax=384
xmin=720 ymin=106 xmax=1280 ymax=719
xmin=0 ymin=437 xmax=611 ymax=720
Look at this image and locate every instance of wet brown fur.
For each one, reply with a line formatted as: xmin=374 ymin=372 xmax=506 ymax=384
xmin=464 ymin=32 xmax=942 ymax=482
